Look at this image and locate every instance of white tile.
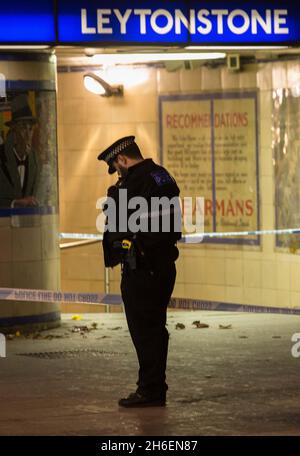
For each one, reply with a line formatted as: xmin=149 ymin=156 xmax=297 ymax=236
xmin=136 ymin=123 xmax=158 ymax=160
xmin=62 ymin=125 xmax=89 ymax=150
xmin=63 ymin=149 xmax=108 ymax=178
xmin=124 ymin=67 xmax=157 ymax=95
xmin=12 ymin=227 xmax=42 ymax=262
xmin=225 ymin=286 xmax=243 ymax=304
xmin=261 ymin=176 xmax=274 ymax=205
xmin=0 ymin=62 xmax=9 ymax=82
xmin=221 ymin=66 xmax=240 ymax=89
xmin=183 ymin=256 xmax=205 ymax=284
xmin=105 ymin=124 xmax=137 ymax=144
xmin=276 ymin=261 xmax=290 ymax=291
xmin=202 ymin=258 xmax=225 ymax=285
xmin=64 ymin=124 xmax=113 ymax=151
xmin=224 ymin=249 xmax=243 ymax=260
xmin=290 ymin=292 xmax=300 ymax=308
xmin=262 ymin=235 xmax=275 ymax=255
xmin=243 ymin=260 xmax=262 ymax=288
xmin=12 ymin=260 xmax=43 ymax=289
xmin=261 ymin=204 xmax=274 ymax=229
xmin=84 ymin=95 xmax=114 ymax=125
xmin=276 ymin=290 xmax=290 ymax=308
xmin=188 ymin=283 xmax=225 ymax=301
xmin=287 ymin=61 xmax=300 ymax=88
xmin=290 ymin=262 xmax=300 ymax=292
xmin=173 ymin=282 xmax=185 ymax=298
xmin=225 ymin=259 xmax=243 ymax=287
xmin=62 ymin=98 xmax=86 ymax=125
xmin=42 ymin=258 xmax=61 ymax=290
xmin=261 ymin=261 xmax=276 ymax=289
xmin=108 ymin=93 xmax=157 ymax=123
xmin=243 ymin=287 xmax=262 ymax=305
xmin=0 ymin=262 xmax=12 ymax=287
xmin=260 ymin=148 xmax=274 ymax=177
xmin=62 ymin=253 xmax=103 ymax=281
xmin=261 ymin=289 xmax=277 ymax=307
xmin=201 ymin=66 xmax=221 ymax=90
xmin=179 ymin=68 xmax=202 ymax=92
xmin=57 ymin=71 xmax=89 ymax=99
xmin=272 ymin=62 xmax=288 ymax=88
xmin=7 ymin=61 xmax=55 ymax=82
xmin=64 ymin=201 xmax=99 ymax=232
xmin=57 ymin=98 xmax=64 ymax=125
xmin=256 ymin=63 xmax=272 ymax=91
xmin=157 ymin=68 xmax=180 ymax=93
xmin=41 ymin=222 xmax=60 ymax=261
xmin=98 ymin=66 xmax=157 ymax=96
xmin=0 ymin=227 xmax=12 ymax=263
xmin=239 ymin=65 xmax=257 ymax=89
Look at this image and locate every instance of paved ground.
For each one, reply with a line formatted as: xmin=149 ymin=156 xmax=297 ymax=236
xmin=0 ymin=310 xmax=300 ymax=436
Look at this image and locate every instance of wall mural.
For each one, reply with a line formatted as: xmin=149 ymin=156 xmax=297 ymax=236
xmin=0 ymin=90 xmax=58 ymax=223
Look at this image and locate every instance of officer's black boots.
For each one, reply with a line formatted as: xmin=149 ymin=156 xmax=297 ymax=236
xmin=118 ymin=391 xmax=166 ymax=408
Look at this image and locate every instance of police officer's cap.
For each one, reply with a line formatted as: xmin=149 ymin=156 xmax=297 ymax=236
xmin=98 ymin=136 xmax=136 ymax=174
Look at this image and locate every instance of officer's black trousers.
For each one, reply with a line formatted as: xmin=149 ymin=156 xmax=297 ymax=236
xmin=121 ymin=261 xmax=176 ymax=396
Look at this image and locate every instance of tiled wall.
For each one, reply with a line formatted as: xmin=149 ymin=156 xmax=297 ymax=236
xmin=0 ymin=56 xmax=60 ymax=323
xmin=58 ymin=61 xmax=300 ymax=309
xmin=0 ymin=214 xmax=61 ymax=317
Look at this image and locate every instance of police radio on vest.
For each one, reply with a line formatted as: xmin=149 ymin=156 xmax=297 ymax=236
xmin=81 ymin=8 xmax=289 ymax=37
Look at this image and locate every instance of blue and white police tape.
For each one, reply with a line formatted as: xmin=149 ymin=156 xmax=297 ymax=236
xmin=0 ymin=287 xmax=122 ymax=306
xmin=1 ymin=286 xmax=300 ymax=314
xmin=60 ymin=227 xmax=300 ymax=243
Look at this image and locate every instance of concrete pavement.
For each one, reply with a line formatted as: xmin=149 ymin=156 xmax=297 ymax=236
xmin=0 ymin=310 xmax=300 ymax=435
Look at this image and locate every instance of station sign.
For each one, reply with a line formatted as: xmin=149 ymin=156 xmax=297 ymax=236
xmin=0 ymin=1 xmax=300 ymax=46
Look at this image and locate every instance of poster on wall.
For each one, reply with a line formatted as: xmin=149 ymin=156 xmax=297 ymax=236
xmin=273 ymin=88 xmax=300 ymax=250
xmin=159 ymin=91 xmax=259 ymax=245
xmin=0 ymin=90 xmax=58 ymax=222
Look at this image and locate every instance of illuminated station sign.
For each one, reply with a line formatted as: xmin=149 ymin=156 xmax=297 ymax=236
xmin=0 ymin=1 xmax=300 ymax=45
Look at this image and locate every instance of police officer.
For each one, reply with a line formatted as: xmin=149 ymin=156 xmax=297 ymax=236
xmin=98 ymin=136 xmax=181 ymax=408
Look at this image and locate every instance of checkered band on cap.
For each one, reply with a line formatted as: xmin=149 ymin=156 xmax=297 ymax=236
xmin=103 ymin=137 xmax=135 ymax=163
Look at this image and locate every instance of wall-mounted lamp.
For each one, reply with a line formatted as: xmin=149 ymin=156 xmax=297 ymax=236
xmin=83 ymin=72 xmax=124 ymax=97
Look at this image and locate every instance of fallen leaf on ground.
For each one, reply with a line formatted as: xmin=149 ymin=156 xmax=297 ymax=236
xmin=45 ymin=334 xmax=65 ymax=339
xmin=72 ymin=325 xmax=90 ymax=333
xmin=193 ymin=321 xmax=209 ymax=328
xmin=219 ymin=324 xmax=232 ymax=329
xmin=176 ymin=323 xmax=185 ymax=330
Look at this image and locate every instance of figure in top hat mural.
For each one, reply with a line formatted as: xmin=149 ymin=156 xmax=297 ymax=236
xmin=0 ymin=94 xmax=40 ymax=208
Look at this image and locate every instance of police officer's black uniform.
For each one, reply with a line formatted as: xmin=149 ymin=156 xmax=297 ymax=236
xmin=98 ymin=136 xmax=181 ymax=407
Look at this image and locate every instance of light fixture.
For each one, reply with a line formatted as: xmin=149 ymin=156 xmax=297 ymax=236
xmin=89 ymin=52 xmax=225 ymax=65
xmin=0 ymin=45 xmax=50 ymax=50
xmin=185 ymin=45 xmax=289 ymax=51
xmin=83 ymin=72 xmax=123 ymax=97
